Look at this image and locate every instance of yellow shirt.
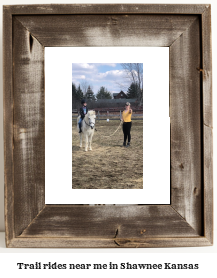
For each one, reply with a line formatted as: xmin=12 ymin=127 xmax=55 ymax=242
xmin=122 ymin=110 xmax=132 ymax=122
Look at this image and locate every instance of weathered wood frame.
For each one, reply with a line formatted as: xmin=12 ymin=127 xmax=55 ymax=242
xmin=3 ymin=4 xmax=212 ymax=248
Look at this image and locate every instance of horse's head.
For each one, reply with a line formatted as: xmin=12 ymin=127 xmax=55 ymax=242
xmin=86 ymin=110 xmax=96 ymax=129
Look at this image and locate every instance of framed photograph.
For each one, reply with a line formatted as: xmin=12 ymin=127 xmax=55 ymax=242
xmin=45 ymin=47 xmax=170 ymax=204
xmin=4 ymin=4 xmax=212 ymax=248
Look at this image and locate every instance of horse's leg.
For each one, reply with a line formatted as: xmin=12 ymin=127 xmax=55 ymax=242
xmin=89 ymin=134 xmax=93 ymax=150
xmin=79 ymin=133 xmax=82 ymax=148
xmin=85 ymin=134 xmax=88 ymax=151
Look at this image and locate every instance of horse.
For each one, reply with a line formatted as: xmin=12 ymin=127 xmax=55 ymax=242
xmin=77 ymin=110 xmax=96 ymax=151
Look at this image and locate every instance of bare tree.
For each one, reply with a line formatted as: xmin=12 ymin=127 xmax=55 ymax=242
xmin=120 ymin=63 xmax=143 ymax=105
xmin=81 ymin=81 xmax=95 ymax=99
xmin=80 ymin=80 xmax=88 ymax=96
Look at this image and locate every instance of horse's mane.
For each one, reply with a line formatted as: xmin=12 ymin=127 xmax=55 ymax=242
xmin=88 ymin=110 xmax=95 ymax=116
xmin=84 ymin=110 xmax=95 ymax=120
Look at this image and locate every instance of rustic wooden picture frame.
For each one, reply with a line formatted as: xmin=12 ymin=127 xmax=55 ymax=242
xmin=3 ymin=4 xmax=212 ymax=248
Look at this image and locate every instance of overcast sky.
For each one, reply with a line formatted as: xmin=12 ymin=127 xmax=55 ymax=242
xmin=72 ymin=63 xmax=133 ymax=97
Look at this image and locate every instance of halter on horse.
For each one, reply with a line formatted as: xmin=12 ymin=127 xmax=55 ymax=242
xmin=84 ymin=116 xmax=95 ymax=130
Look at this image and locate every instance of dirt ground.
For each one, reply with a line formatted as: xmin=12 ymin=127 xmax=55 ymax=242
xmin=72 ymin=119 xmax=143 ymax=189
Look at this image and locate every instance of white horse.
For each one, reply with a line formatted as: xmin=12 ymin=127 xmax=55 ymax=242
xmin=77 ymin=110 xmax=96 ymax=151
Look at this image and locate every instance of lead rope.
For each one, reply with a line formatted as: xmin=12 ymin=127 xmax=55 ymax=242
xmin=96 ymin=121 xmax=123 ymax=138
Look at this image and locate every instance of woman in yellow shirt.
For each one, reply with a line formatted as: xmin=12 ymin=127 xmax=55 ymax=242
xmin=121 ymin=102 xmax=132 ymax=147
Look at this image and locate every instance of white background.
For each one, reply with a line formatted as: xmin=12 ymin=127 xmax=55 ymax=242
xmin=45 ymin=47 xmax=170 ymax=204
xmin=0 ymin=252 xmax=216 ymax=278
xmin=0 ymin=0 xmax=216 ymax=277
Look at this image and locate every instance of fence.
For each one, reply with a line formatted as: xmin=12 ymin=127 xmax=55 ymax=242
xmin=72 ymin=109 xmax=143 ymax=121
xmin=72 ymin=107 xmax=143 ymax=114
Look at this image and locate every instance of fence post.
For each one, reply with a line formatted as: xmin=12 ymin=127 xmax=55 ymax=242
xmin=98 ymin=111 xmax=100 ymax=122
xmin=120 ymin=110 xmax=121 ymax=120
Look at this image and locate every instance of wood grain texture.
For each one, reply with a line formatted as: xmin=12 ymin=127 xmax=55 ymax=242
xmin=12 ymin=17 xmax=45 ymax=237
xmin=8 ymin=237 xmax=212 ymax=248
xmin=3 ymin=7 xmax=14 ymax=247
xmin=4 ymin=4 xmax=207 ymax=15
xmin=170 ymin=17 xmax=202 ymax=234
xmin=20 ymin=205 xmax=199 ymax=238
xmin=203 ymin=126 xmax=213 ymax=243
xmin=16 ymin=15 xmax=197 ymax=47
xmin=202 ymin=6 xmax=212 ymax=129
xmin=202 ymin=3 xmax=213 ymax=245
xmin=3 ymin=4 xmax=212 ymax=248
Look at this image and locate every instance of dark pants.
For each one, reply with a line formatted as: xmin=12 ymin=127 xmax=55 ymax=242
xmin=123 ymin=122 xmax=132 ymax=143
